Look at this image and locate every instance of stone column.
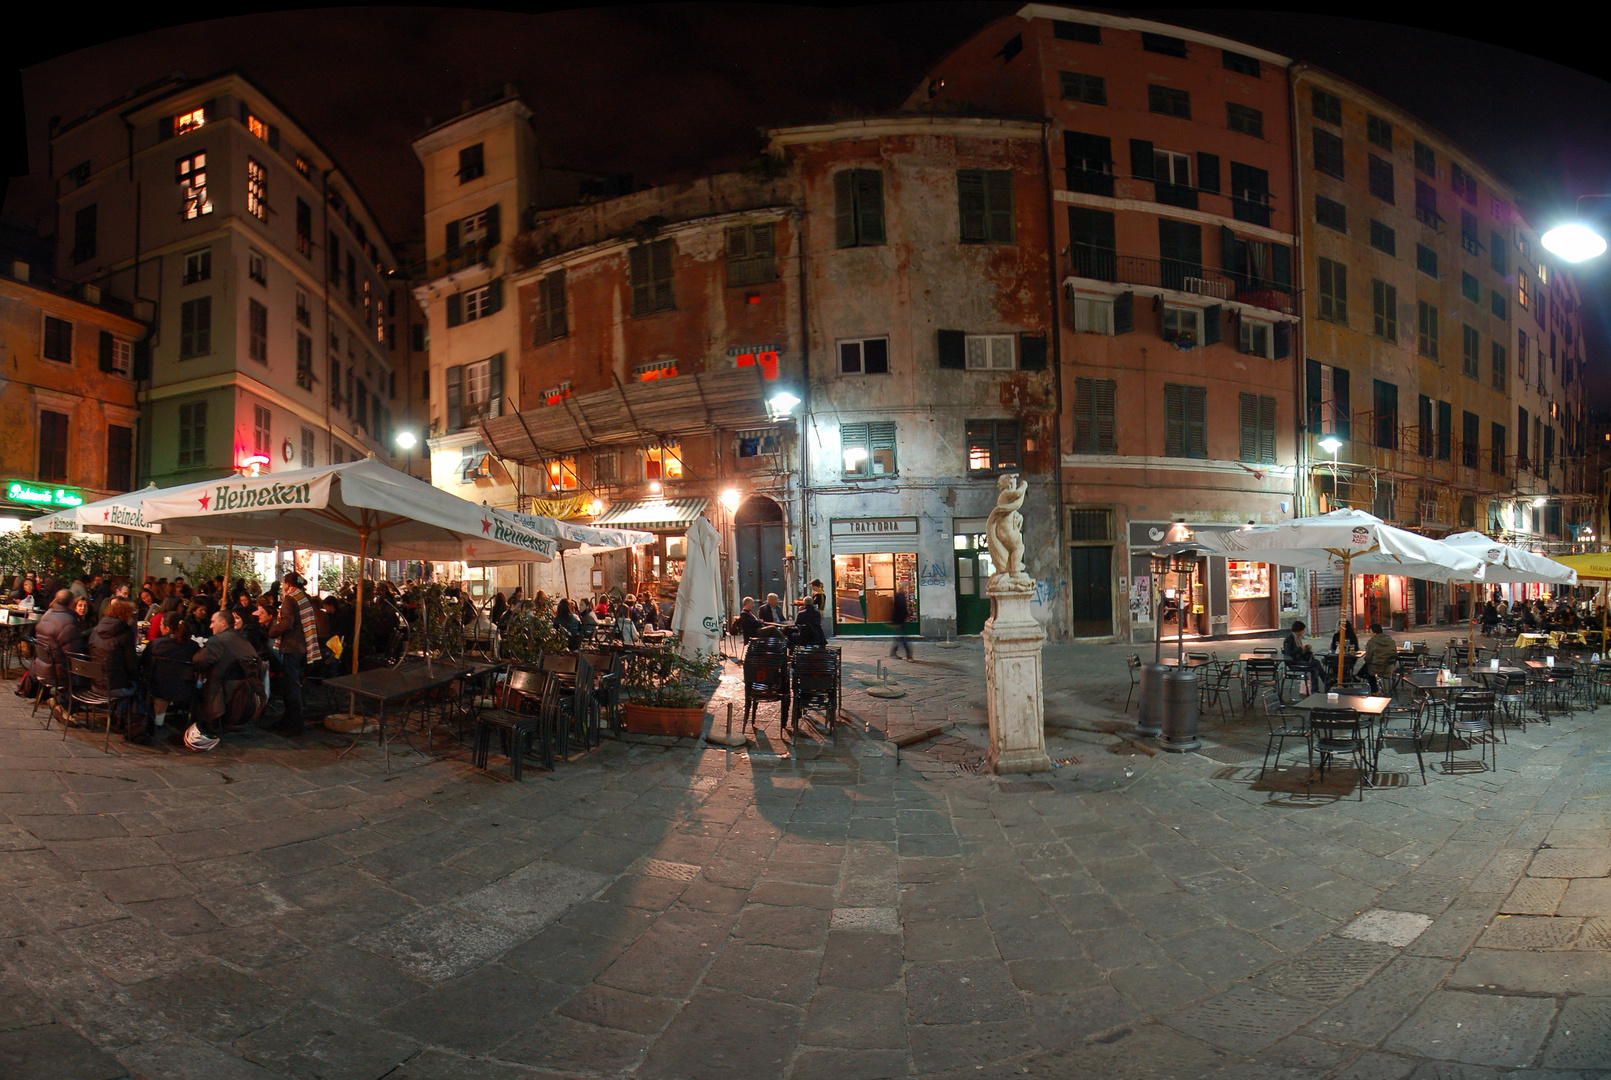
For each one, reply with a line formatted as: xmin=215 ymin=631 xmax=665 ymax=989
xmin=982 ymin=580 xmax=1052 ymax=774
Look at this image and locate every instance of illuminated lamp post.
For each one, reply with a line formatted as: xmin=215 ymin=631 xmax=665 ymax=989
xmin=1541 ymin=195 xmax=1611 ymax=262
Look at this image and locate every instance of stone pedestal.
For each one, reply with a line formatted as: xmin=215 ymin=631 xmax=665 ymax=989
xmin=982 ymin=580 xmax=1052 ymax=774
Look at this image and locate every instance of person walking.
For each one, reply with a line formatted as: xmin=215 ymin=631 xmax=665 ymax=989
xmin=890 ymin=589 xmax=913 ymax=661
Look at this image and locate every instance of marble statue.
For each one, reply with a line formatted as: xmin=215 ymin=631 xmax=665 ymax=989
xmin=985 ymin=473 xmax=1034 ymax=591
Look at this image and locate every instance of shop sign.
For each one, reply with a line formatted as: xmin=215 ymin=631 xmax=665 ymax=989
xmin=830 ymin=518 xmax=918 ymax=536
xmin=5 ymin=481 xmax=83 ymax=510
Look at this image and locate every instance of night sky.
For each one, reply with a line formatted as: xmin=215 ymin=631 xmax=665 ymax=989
xmin=6 ymin=5 xmax=1611 ymax=397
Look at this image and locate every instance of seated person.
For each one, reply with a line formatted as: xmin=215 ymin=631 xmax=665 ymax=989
xmin=145 ymin=614 xmax=200 ymax=666
xmin=1282 ymin=619 xmax=1328 ymax=694
xmin=792 ymin=595 xmax=827 ymax=647
xmin=578 ymin=603 xmax=598 ymax=641
xmin=737 ymin=596 xmax=764 ymax=642
xmin=20 ymin=589 xmax=85 ymax=700
xmin=190 ymin=610 xmax=261 ymax=745
xmin=553 ymin=599 xmax=582 ymax=650
xmin=1359 ymin=623 xmax=1398 ymax=695
xmin=145 ymin=616 xmax=200 ymax=726
xmin=88 ymin=599 xmax=146 ymax=745
xmin=758 ymin=593 xmax=786 ymax=624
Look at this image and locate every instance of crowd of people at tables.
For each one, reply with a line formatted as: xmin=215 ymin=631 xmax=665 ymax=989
xmin=733 ymin=580 xmax=830 ymax=649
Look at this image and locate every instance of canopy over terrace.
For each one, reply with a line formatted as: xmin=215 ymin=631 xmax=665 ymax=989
xmin=477 ymin=366 xmax=777 ymax=462
xmin=1441 ymin=531 xmax=1577 ymax=665
xmin=1194 ymin=510 xmax=1487 ymax=652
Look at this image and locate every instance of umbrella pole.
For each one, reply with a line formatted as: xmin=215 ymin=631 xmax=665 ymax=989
xmin=1339 ymin=553 xmax=1351 ymax=691
xmin=222 ymin=541 xmax=234 ymax=604
xmin=352 ymin=526 xmax=368 ymax=676
xmin=1469 ymin=581 xmax=1477 ymax=670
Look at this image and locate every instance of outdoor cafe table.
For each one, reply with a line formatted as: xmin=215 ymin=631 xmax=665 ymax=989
xmin=1160 ymin=657 xmax=1210 ymax=669
xmin=1290 ymin=693 xmax=1394 ymax=777
xmin=323 ymin=660 xmax=471 ymax=771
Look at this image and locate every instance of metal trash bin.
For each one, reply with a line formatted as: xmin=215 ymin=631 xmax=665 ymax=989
xmin=1159 ymin=669 xmax=1201 ymax=752
xmin=1136 ymin=662 xmax=1168 ymax=737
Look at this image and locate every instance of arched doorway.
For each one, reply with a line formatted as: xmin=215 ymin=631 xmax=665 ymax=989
xmin=734 ymin=496 xmax=785 ymax=605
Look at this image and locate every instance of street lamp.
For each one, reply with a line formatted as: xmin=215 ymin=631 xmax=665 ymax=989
xmin=395 ymin=429 xmax=420 ymax=479
xmin=1542 ymin=195 xmax=1611 ymax=262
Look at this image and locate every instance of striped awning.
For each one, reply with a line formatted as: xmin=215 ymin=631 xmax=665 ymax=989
xmin=592 ymin=497 xmax=708 ymax=532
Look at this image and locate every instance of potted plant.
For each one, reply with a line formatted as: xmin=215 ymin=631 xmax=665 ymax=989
xmin=622 ymin=638 xmax=719 ymax=737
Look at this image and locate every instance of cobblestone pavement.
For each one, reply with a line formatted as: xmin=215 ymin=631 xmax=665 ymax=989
xmin=3 ymin=632 xmax=1611 ymax=1078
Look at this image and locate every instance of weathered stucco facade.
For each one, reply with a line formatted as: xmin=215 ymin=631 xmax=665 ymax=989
xmin=771 ymin=118 xmax=1060 ymax=639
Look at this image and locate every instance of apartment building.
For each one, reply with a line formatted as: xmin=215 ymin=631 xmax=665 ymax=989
xmin=910 ymin=7 xmax=1303 ymax=643
xmin=1292 ymin=65 xmax=1586 ymax=628
xmin=49 ymin=71 xmax=405 ymax=495
xmin=0 ymin=264 xmax=144 ymax=527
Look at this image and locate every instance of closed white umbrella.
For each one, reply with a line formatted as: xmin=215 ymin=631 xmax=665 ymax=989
xmin=1196 ymin=510 xmax=1487 ymax=665
xmin=671 ymin=516 xmax=722 ymax=658
xmin=1443 ymin=531 xmax=1578 ymax=666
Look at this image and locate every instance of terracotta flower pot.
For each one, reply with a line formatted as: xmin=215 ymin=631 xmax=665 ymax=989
xmin=622 ymin=702 xmax=706 ymax=737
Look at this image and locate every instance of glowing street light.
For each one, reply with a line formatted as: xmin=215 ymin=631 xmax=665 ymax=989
xmin=720 ymin=488 xmax=742 ymax=511
xmin=395 ymin=430 xmax=418 ymax=450
xmin=767 ymin=390 xmax=801 ymax=418
xmin=1541 ymin=193 xmax=1611 ymax=262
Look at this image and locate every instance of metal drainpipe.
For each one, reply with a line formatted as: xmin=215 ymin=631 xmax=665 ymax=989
xmin=322 ymin=169 xmax=334 ymax=463
xmin=1288 ymin=62 xmax=1308 ymax=520
xmin=1041 ymin=117 xmax=1069 ymax=639
xmin=795 ymin=203 xmax=811 ymax=601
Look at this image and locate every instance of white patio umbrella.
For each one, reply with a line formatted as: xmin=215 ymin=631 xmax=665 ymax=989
xmin=1443 ymin=531 xmax=1578 ymax=666
xmin=1195 ymin=510 xmax=1487 ymax=664
xmin=670 ymin=516 xmax=722 ymax=658
xmin=140 ymin=458 xmax=557 ymax=675
xmin=27 ymin=481 xmax=238 ymax=592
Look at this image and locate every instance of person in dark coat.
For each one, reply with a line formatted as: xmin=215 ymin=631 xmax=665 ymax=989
xmin=758 ymin=593 xmax=786 ymax=624
xmin=71 ymin=596 xmax=97 ymax=638
xmin=1283 ymin=619 xmax=1328 ymax=694
xmin=792 ymin=596 xmax=827 ymax=647
xmin=268 ymin=573 xmax=324 ymax=736
xmin=88 ymin=599 xmax=146 ymax=744
xmin=554 ymin=599 xmax=582 ymax=650
xmin=737 ymin=597 xmax=764 ymax=642
xmin=192 ymin=610 xmax=261 ymax=736
xmin=889 ymin=590 xmax=913 ymax=660
xmin=23 ymin=590 xmax=85 ymax=696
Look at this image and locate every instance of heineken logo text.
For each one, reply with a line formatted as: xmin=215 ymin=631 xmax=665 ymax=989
xmin=213 ymin=482 xmax=314 ymax=511
xmin=106 ymin=507 xmax=148 ymax=527
xmin=490 ymin=517 xmax=554 ymax=557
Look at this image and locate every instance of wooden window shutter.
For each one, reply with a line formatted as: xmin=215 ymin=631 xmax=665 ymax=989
xmin=751 ymin=222 xmax=774 ymax=258
xmin=966 ymin=421 xmax=990 ymax=468
xmin=1130 ymin=139 xmax=1154 ymax=181
xmin=1113 ymin=292 xmax=1134 ymax=335
xmin=489 ymin=352 xmax=505 ymax=408
xmin=834 ymin=171 xmax=856 ymax=248
xmin=446 ymin=219 xmax=460 ymax=252
xmin=1306 ymin=359 xmax=1323 ymax=428
xmin=629 ymin=244 xmax=650 ymax=315
xmin=870 ymin=421 xmax=897 ymax=471
xmin=486 ymin=278 xmax=503 ymax=314
xmin=1273 ymin=322 xmax=1291 ymax=359
xmin=1186 ymin=386 xmax=1207 ymax=457
xmin=986 ymin=170 xmax=1013 ymax=241
xmin=180 ymin=300 xmax=195 ymax=356
xmin=1272 ymin=243 xmax=1292 ymax=288
xmin=1239 ymin=392 xmax=1258 ymax=461
xmin=958 ymin=170 xmax=987 ymax=242
xmin=1196 ymin=152 xmax=1220 ymax=193
xmin=268 ymin=125 xmax=279 ymax=150
xmin=446 ymin=293 xmax=463 ymax=327
xmin=937 ymin=329 xmax=966 ymax=369
xmin=484 ymin=203 xmax=500 ymax=246
xmin=855 ymin=170 xmax=885 ymax=245
xmin=1164 ymin=383 xmax=1185 ymax=457
xmin=726 ymin=225 xmax=749 ymax=260
xmin=1095 ymin=378 xmax=1116 ymax=452
xmin=1203 ymin=305 xmax=1221 ymax=346
xmin=1017 ymin=332 xmax=1047 ymax=370
xmin=651 ymin=239 xmax=674 ymax=310
xmin=98 ymin=330 xmax=114 ymax=372
xmin=239 ymin=101 xmax=250 ymax=124
xmin=132 ymin=338 xmax=150 ymax=380
xmin=997 ymin=420 xmax=1021 ymax=469
xmin=1073 ymin=378 xmax=1095 ymax=453
xmin=446 ymin=365 xmax=464 ymax=431
xmin=1259 ymin=395 xmax=1276 ymax=462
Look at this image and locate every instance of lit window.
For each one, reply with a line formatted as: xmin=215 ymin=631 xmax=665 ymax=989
xmin=246 ymin=157 xmax=267 ymax=220
xmin=545 ymin=458 xmax=579 ymax=492
xmin=964 ymin=334 xmax=1016 ymax=370
xmin=173 ymin=108 xmax=206 ymax=136
xmin=840 ymin=422 xmax=897 ymax=478
xmin=295 ymin=155 xmax=312 ymax=178
xmin=176 ymin=152 xmax=212 ymax=219
xmin=247 ymin=114 xmax=269 ymax=141
xmin=644 ymin=444 xmax=683 ymax=480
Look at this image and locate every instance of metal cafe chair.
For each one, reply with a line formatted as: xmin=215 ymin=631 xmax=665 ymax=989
xmin=1306 ymin=707 xmax=1371 ymax=801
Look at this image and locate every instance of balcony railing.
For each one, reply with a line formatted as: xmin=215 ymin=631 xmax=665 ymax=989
xmin=403 ymin=239 xmax=495 ymax=283
xmin=1065 ymin=245 xmax=1294 ymax=314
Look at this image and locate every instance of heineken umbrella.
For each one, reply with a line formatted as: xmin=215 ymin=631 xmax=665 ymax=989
xmin=671 ymin=516 xmax=723 ymax=659
xmin=1195 ymin=510 xmax=1486 ymax=665
xmin=141 ymin=458 xmax=557 ymax=675
xmin=490 ymin=508 xmax=655 ymax=555
xmin=1442 ymin=532 xmax=1577 ymax=667
xmin=26 ymin=485 xmax=159 ymax=535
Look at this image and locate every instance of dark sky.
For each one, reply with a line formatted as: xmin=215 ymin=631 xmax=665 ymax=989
xmin=7 ymin=5 xmax=1611 ymax=395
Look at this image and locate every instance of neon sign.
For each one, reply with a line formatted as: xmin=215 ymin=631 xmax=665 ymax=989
xmin=6 ymin=482 xmax=85 ymax=509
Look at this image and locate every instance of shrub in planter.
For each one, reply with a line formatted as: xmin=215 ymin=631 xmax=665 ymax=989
xmin=622 ymin=638 xmax=719 ymax=736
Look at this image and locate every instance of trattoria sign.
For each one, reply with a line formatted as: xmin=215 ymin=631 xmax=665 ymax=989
xmin=6 ymin=481 xmax=84 ymax=510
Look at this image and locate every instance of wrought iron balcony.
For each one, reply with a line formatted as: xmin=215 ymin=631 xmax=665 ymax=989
xmin=403 ymin=239 xmax=495 ymax=283
xmin=1064 ymin=245 xmax=1294 ymax=314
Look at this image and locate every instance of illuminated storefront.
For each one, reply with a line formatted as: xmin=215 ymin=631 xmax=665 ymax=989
xmin=828 ymin=518 xmax=919 ymax=635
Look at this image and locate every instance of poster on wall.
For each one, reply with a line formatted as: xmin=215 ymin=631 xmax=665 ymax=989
xmin=1130 ymin=575 xmax=1151 ymax=622
xmin=1279 ymin=571 xmax=1298 ymax=611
